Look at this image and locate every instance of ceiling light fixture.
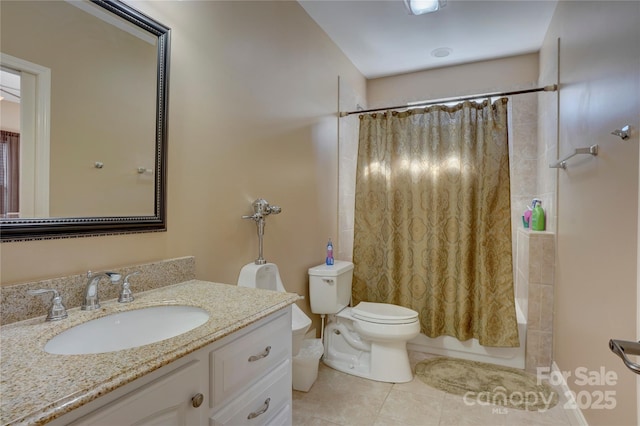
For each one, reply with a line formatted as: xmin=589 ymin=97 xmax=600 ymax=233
xmin=404 ymin=0 xmax=446 ymax=15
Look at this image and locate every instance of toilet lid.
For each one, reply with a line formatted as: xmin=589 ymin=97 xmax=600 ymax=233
xmin=351 ymin=302 xmax=418 ymax=324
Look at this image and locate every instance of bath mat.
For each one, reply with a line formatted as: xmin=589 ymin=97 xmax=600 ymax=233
xmin=415 ymin=357 xmax=558 ymax=411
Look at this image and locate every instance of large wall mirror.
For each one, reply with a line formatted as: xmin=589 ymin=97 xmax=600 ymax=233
xmin=0 ymin=0 xmax=169 ymax=241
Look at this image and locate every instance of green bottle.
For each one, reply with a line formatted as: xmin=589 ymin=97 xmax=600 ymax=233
xmin=531 ymin=200 xmax=545 ymax=231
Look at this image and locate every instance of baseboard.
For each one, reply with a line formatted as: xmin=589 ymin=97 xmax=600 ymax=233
xmin=551 ymin=361 xmax=589 ymax=425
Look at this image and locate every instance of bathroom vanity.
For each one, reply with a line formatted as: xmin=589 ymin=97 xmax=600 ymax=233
xmin=0 ymin=280 xmax=298 ymax=425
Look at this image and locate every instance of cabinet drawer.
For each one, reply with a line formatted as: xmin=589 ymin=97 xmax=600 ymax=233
xmin=211 ymin=310 xmax=291 ymax=407
xmin=210 ymin=361 xmax=291 ymax=426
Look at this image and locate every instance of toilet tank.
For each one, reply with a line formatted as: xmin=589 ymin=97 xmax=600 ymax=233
xmin=308 ymin=260 xmax=354 ymax=314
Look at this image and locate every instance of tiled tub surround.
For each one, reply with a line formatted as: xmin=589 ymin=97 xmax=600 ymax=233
xmin=0 ymin=256 xmax=195 ymax=325
xmin=516 ymin=228 xmax=555 ymax=373
xmin=0 ymin=280 xmax=298 ymax=425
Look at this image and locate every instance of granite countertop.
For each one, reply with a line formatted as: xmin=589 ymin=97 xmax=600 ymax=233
xmin=0 ymin=280 xmax=299 ymax=426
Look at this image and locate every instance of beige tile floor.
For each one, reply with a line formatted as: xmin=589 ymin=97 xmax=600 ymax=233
xmin=293 ymin=352 xmax=582 ymax=426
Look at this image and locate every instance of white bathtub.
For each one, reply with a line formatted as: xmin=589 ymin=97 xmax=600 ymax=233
xmin=407 ymin=302 xmax=526 ymax=369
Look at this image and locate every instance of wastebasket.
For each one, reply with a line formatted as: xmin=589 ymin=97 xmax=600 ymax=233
xmin=292 ymin=338 xmax=324 ymax=392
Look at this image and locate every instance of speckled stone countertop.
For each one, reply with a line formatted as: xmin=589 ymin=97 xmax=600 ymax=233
xmin=0 ymin=280 xmax=298 ymax=426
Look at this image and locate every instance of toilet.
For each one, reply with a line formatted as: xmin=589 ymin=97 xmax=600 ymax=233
xmin=238 ymin=262 xmax=312 ymax=356
xmin=309 ymin=260 xmax=420 ymax=383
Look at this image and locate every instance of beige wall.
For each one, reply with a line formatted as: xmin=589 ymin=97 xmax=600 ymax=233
xmin=0 ymin=1 xmax=366 ymax=335
xmin=367 ymin=53 xmax=540 ymax=108
xmin=542 ymin=1 xmax=639 ymax=425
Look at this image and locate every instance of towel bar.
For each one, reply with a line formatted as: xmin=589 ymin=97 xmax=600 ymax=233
xmin=549 ymin=145 xmax=598 ymax=169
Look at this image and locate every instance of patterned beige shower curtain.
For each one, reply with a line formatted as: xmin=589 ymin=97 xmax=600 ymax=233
xmin=352 ymin=98 xmax=519 ymax=347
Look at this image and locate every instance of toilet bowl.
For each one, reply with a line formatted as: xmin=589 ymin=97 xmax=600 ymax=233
xmin=309 ymin=261 xmax=420 ymax=383
xmin=238 ymin=262 xmax=311 ymax=356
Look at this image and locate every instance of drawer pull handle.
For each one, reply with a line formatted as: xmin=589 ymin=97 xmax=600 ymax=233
xmin=247 ymin=397 xmax=270 ymax=420
xmin=191 ymin=393 xmax=204 ymax=408
xmin=248 ymin=346 xmax=271 ymax=362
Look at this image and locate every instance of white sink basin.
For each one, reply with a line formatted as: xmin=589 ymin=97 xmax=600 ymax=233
xmin=45 ymin=305 xmax=210 ymax=355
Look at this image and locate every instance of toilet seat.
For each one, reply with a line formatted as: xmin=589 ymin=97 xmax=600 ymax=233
xmin=351 ymin=302 xmax=418 ymax=325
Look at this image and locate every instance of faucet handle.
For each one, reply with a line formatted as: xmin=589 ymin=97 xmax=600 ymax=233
xmin=116 ymin=271 xmax=140 ymax=303
xmin=28 ymin=289 xmax=68 ymax=321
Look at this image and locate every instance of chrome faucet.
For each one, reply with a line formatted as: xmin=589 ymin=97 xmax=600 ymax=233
xmin=81 ymin=271 xmax=122 ymax=311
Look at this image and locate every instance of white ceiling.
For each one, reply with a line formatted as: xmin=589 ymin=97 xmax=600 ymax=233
xmin=298 ymin=0 xmax=558 ymax=79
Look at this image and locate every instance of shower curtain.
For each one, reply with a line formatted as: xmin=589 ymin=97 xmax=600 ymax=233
xmin=352 ymin=98 xmax=519 ymax=347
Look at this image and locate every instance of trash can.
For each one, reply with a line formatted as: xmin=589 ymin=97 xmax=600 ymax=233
xmin=292 ymin=338 xmax=323 ymax=392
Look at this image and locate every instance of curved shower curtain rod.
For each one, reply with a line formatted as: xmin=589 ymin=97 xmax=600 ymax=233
xmin=339 ymin=84 xmax=558 ymax=117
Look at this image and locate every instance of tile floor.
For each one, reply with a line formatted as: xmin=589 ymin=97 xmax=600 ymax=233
xmin=292 ymin=352 xmax=581 ymax=426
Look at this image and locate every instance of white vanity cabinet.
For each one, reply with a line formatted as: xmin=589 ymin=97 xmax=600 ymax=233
xmin=56 ymin=307 xmax=292 ymax=426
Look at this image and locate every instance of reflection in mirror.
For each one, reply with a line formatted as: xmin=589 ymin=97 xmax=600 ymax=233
xmin=0 ymin=0 xmax=170 ymax=241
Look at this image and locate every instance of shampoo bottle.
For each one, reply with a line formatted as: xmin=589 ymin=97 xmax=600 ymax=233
xmin=326 ymin=238 xmax=334 ymax=265
xmin=531 ymin=201 xmax=546 ymax=231
xmin=523 ymin=207 xmax=532 ymax=228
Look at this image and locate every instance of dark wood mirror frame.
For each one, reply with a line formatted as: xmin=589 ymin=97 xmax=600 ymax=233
xmin=1 ymin=0 xmax=170 ymax=242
